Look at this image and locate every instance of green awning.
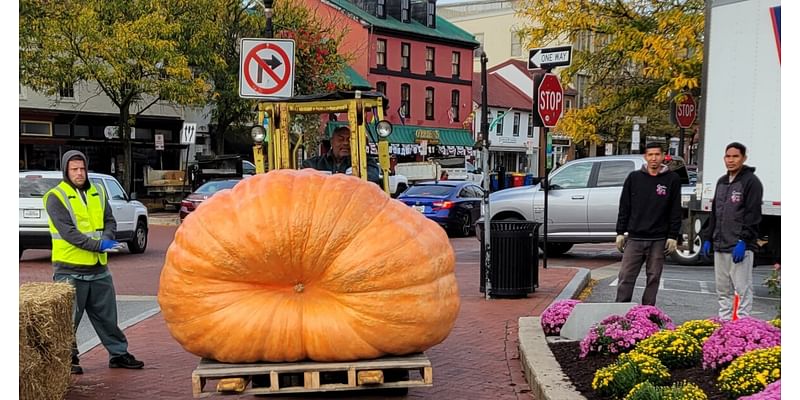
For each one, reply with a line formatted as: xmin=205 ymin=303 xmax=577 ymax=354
xmin=343 ymin=66 xmax=372 ymax=91
xmin=324 ymin=121 xmax=474 ymax=146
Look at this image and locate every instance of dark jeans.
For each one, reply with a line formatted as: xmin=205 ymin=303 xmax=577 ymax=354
xmin=54 ymin=273 xmax=129 ymax=360
xmin=615 ymin=239 xmax=666 ymax=306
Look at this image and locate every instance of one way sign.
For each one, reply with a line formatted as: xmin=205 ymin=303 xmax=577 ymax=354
xmin=528 ymin=45 xmax=573 ymax=70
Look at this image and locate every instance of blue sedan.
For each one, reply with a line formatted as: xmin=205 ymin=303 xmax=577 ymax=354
xmin=398 ymin=181 xmax=484 ymax=237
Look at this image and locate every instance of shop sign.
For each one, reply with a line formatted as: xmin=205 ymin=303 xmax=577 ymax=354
xmin=414 ymin=129 xmax=440 ymax=144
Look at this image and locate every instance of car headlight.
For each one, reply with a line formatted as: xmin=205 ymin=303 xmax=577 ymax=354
xmin=376 ymin=120 xmax=393 ymax=138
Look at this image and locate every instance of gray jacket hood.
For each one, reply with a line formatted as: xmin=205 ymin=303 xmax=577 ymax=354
xmin=61 ymin=150 xmax=89 ymax=190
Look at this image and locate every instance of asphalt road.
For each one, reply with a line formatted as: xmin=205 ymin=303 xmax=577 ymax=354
xmin=586 ymin=262 xmax=781 ymax=324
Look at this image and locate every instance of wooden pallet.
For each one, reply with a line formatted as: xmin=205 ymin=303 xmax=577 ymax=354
xmin=191 ymin=353 xmax=433 ymax=398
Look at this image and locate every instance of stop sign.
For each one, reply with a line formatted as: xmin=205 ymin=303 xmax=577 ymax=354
xmin=537 ymin=73 xmax=564 ymax=128
xmin=675 ymin=94 xmax=697 ymax=128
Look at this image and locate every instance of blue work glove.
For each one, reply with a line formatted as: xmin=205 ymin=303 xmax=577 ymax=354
xmin=100 ymin=240 xmax=120 ymax=252
xmin=701 ymin=241 xmax=712 ymax=257
xmin=732 ymin=240 xmax=747 ymax=263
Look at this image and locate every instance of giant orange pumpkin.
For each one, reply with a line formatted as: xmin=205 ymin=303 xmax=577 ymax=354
xmin=158 ymin=169 xmax=460 ymax=363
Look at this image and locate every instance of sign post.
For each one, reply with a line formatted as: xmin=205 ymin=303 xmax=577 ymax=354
xmin=531 ymin=46 xmax=570 ymax=271
xmin=672 ymin=94 xmax=697 ymax=158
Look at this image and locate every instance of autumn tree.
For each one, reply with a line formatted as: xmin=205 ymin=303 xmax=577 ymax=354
xmin=19 ymin=0 xmax=218 ymax=192
xmin=516 ymin=0 xmax=704 ymax=146
xmin=203 ymin=0 xmax=351 ymax=155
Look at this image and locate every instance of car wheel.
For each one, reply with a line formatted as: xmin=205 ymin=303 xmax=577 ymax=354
xmin=449 ymin=214 xmax=471 ymax=237
xmin=127 ymin=219 xmax=148 ymax=254
xmin=539 ymin=242 xmax=574 ymax=256
xmin=671 ymin=215 xmax=711 ymax=265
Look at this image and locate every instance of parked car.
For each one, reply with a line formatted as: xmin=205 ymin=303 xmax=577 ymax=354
xmin=397 ymin=181 xmax=484 ymax=237
xmin=480 ymin=154 xmax=695 ymax=260
xmin=19 ymin=171 xmax=149 ymax=258
xmin=179 ymin=179 xmax=241 ymax=221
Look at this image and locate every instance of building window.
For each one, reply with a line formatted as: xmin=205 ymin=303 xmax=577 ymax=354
xmin=401 ymin=0 xmax=410 ymax=22
xmin=377 ymin=0 xmax=385 ymax=18
xmin=425 ymin=87 xmax=435 ymax=120
xmin=496 ymin=112 xmax=504 ymax=135
xmin=425 ymin=47 xmax=435 ymax=75
xmin=528 ymin=114 xmax=534 ymax=137
xmin=376 ymin=81 xmax=387 ymax=95
xmin=566 ymin=99 xmax=572 ymax=109
xmin=474 ymin=33 xmax=484 ymax=59
xmin=376 ymin=39 xmax=387 ymax=68
xmin=451 ymin=51 xmax=461 ymax=77
xmin=450 ymin=90 xmax=460 ymax=122
xmin=401 ymin=84 xmax=411 ymax=118
xmin=511 ymin=30 xmax=523 ymax=57
xmin=513 ymin=112 xmax=521 ymax=136
xmin=401 ymin=43 xmax=411 ymax=71
xmin=59 ymin=82 xmax=75 ymax=100
xmin=20 ymin=120 xmax=52 ymax=136
xmin=427 ymin=0 xmax=436 ymax=28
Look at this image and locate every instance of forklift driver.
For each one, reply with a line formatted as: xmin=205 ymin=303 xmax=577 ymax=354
xmin=302 ymin=126 xmax=383 ymax=186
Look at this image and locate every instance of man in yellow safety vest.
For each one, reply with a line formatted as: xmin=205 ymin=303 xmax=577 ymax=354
xmin=44 ymin=150 xmax=144 ymax=374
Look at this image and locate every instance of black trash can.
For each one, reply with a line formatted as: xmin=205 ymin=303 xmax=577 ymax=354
xmin=477 ymin=221 xmax=540 ymax=297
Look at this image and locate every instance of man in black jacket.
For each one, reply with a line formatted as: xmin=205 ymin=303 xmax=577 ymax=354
xmin=615 ymin=143 xmax=682 ymax=306
xmin=700 ymin=142 xmax=763 ymax=320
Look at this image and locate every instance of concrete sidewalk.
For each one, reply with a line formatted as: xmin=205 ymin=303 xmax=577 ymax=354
xmin=65 ymin=239 xmax=605 ymax=399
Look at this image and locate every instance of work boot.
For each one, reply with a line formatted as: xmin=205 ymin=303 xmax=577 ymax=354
xmin=108 ymin=353 xmax=144 ymax=369
xmin=71 ymin=355 xmax=83 ymax=375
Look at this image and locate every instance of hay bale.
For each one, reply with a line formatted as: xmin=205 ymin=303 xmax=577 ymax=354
xmin=19 ymin=282 xmax=75 ymax=400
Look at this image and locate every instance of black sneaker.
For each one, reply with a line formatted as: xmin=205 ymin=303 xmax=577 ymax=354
xmin=109 ymin=353 xmax=144 ymax=369
xmin=71 ymin=355 xmax=83 ymax=374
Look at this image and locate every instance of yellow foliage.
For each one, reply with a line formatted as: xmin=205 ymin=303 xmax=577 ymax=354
xmin=516 ymin=0 xmax=704 ymax=138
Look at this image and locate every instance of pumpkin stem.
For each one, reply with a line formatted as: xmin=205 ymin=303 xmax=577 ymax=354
xmin=294 ymin=283 xmax=305 ymax=293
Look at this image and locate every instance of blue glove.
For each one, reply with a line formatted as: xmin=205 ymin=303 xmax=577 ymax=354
xmin=732 ymin=240 xmax=746 ymax=263
xmin=100 ymin=240 xmax=120 ymax=252
xmin=701 ymin=241 xmax=712 ymax=257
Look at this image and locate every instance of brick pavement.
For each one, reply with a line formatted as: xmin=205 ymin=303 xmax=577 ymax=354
xmin=22 ymin=229 xmax=619 ymax=399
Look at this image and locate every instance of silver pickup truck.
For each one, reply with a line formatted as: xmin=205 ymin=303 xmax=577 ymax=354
xmin=482 ymin=154 xmax=697 ymax=264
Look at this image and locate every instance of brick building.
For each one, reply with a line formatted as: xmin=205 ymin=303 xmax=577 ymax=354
xmin=299 ymin=0 xmax=481 ymax=162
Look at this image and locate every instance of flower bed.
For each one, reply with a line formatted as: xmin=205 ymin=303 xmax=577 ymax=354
xmin=546 ymin=309 xmax=780 ymax=400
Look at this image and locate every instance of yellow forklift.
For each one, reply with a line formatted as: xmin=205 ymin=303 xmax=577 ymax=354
xmin=248 ymin=90 xmax=394 ymax=194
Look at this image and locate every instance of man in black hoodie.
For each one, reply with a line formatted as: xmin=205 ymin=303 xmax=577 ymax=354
xmin=615 ymin=143 xmax=682 ymax=306
xmin=44 ymin=150 xmax=144 ymax=374
xmin=700 ymin=142 xmax=763 ymax=320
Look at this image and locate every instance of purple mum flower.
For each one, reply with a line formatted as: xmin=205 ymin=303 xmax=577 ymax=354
xmin=540 ymin=299 xmax=581 ymax=336
xmin=702 ymin=317 xmax=781 ymax=369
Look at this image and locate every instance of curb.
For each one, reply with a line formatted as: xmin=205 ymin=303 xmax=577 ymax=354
xmin=552 ymin=267 xmax=591 ymax=301
xmin=518 ymin=317 xmax=587 ymax=400
xmin=149 ymin=216 xmax=180 ymax=226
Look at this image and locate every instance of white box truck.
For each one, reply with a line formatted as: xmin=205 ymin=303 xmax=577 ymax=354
xmin=673 ymin=0 xmax=781 ymax=265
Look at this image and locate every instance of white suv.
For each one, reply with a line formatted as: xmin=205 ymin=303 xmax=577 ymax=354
xmin=19 ymin=171 xmax=149 ymax=258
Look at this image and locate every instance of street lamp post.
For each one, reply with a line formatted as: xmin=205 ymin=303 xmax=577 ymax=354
xmin=480 ymin=50 xmax=492 ymax=300
xmin=264 ymin=0 xmax=274 ymax=38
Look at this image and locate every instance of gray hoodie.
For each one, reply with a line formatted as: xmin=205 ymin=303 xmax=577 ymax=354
xmin=45 ymin=150 xmax=116 ymax=275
